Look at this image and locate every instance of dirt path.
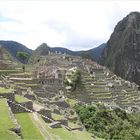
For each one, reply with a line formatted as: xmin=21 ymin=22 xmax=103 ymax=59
xmin=33 ymin=102 xmax=44 ymax=112
xmin=30 ymin=112 xmax=53 ymax=140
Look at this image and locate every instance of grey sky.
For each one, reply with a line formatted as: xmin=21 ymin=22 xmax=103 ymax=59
xmin=0 ymin=1 xmax=140 ymax=50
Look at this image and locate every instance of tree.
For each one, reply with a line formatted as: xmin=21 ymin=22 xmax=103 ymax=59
xmin=16 ymin=51 xmax=29 ymax=63
xmin=75 ymin=103 xmax=140 ymax=140
xmin=16 ymin=51 xmax=29 ymax=72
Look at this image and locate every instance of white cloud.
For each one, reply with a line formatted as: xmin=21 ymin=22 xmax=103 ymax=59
xmin=0 ymin=1 xmax=140 ymax=50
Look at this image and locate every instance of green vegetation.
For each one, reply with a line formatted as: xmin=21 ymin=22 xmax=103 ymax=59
xmin=64 ymin=68 xmax=81 ymax=91
xmin=66 ymin=98 xmax=78 ymax=107
xmin=75 ymin=103 xmax=140 ymax=140
xmin=15 ymin=95 xmax=30 ymax=103
xmin=15 ymin=113 xmax=44 ymax=139
xmin=10 ymin=72 xmax=32 ymax=77
xmin=79 ymin=52 xmax=93 ymax=60
xmin=50 ymin=128 xmax=93 ymax=140
xmin=52 ymin=113 xmax=64 ymax=120
xmin=0 ymin=99 xmax=20 ymax=139
xmin=0 ymin=87 xmax=13 ymax=94
xmin=0 ymin=70 xmax=21 ymax=75
xmin=25 ymin=84 xmax=38 ymax=87
xmin=16 ymin=51 xmax=30 ymax=72
xmin=38 ymin=115 xmax=94 ymax=140
xmin=16 ymin=52 xmax=29 ymax=64
xmin=68 ymin=121 xmax=79 ymax=128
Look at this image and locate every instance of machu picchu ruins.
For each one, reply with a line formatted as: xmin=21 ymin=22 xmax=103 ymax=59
xmin=1 ymin=48 xmax=140 ymax=139
xmin=1 ymin=3 xmax=140 ymax=139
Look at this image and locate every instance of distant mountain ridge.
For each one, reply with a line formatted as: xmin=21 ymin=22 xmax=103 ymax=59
xmin=82 ymin=43 xmax=106 ymax=61
xmin=101 ymin=12 xmax=140 ymax=85
xmin=0 ymin=40 xmax=106 ymax=64
xmin=0 ymin=40 xmax=32 ymax=63
xmin=29 ymin=43 xmax=106 ymax=63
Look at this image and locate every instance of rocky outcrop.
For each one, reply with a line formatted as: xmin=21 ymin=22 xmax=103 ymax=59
xmin=101 ymin=12 xmax=140 ymax=85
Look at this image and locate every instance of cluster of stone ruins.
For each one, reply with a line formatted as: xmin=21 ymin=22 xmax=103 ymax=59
xmin=0 ymin=52 xmax=140 ymax=135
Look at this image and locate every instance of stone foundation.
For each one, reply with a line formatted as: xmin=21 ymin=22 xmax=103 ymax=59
xmin=37 ymin=109 xmax=52 ymax=123
xmin=8 ymin=101 xmax=33 ymax=113
xmin=0 ymin=92 xmax=15 ymax=101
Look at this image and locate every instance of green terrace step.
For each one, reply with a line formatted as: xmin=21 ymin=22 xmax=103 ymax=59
xmin=85 ymin=88 xmax=107 ymax=92
xmin=81 ymin=82 xmax=93 ymax=85
xmin=85 ymin=85 xmax=106 ymax=88
xmin=0 ymin=87 xmax=14 ymax=94
xmin=90 ymin=95 xmax=112 ymax=99
xmin=15 ymin=95 xmax=30 ymax=103
xmin=81 ymin=78 xmax=93 ymax=82
xmin=0 ymin=99 xmax=20 ymax=140
xmin=9 ymin=72 xmax=32 ymax=78
xmin=92 ymin=85 xmax=107 ymax=88
xmin=0 ymin=70 xmax=22 ymax=75
xmin=15 ymin=113 xmax=44 ymax=140
xmin=91 ymin=92 xmax=112 ymax=96
xmin=87 ymin=89 xmax=110 ymax=93
xmin=125 ymin=89 xmax=137 ymax=92
xmin=95 ymin=75 xmax=106 ymax=78
xmin=92 ymin=82 xmax=106 ymax=85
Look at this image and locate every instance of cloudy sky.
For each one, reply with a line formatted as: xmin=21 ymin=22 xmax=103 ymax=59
xmin=0 ymin=0 xmax=140 ymax=51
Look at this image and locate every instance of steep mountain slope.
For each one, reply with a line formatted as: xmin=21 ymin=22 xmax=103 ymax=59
xmin=101 ymin=12 xmax=140 ymax=85
xmin=34 ymin=43 xmax=50 ymax=56
xmin=29 ymin=43 xmax=50 ymax=63
xmin=84 ymin=43 xmax=106 ymax=61
xmin=0 ymin=40 xmax=32 ymax=63
xmin=0 ymin=47 xmax=18 ymax=69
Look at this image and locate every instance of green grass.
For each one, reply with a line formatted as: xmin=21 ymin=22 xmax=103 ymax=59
xmin=0 ymin=87 xmax=14 ymax=94
xmin=39 ymin=115 xmax=95 ymax=140
xmin=15 ymin=95 xmax=30 ymax=103
xmin=25 ymin=84 xmax=38 ymax=87
xmin=66 ymin=98 xmax=77 ymax=107
xmin=0 ymin=99 xmax=20 ymax=140
xmin=0 ymin=70 xmax=21 ymax=75
xmin=15 ymin=82 xmax=26 ymax=85
xmin=15 ymin=113 xmax=44 ymax=140
xmin=18 ymin=86 xmax=28 ymax=90
xmin=50 ymin=128 xmax=93 ymax=140
xmin=68 ymin=121 xmax=79 ymax=128
xmin=52 ymin=113 xmax=64 ymax=120
xmin=10 ymin=72 xmax=31 ymax=76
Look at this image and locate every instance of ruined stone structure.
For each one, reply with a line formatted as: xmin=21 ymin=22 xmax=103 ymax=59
xmin=37 ymin=109 xmax=52 ymax=122
xmin=0 ymin=92 xmax=15 ymax=101
xmin=9 ymin=101 xmax=33 ymax=113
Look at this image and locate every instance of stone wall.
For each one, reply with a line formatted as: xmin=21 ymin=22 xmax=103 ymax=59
xmin=58 ymin=119 xmax=68 ymax=126
xmin=24 ymin=94 xmax=36 ymax=101
xmin=38 ymin=78 xmax=63 ymax=86
xmin=50 ymin=101 xmax=70 ymax=108
xmin=6 ymin=100 xmax=21 ymax=137
xmin=8 ymin=101 xmax=33 ymax=113
xmin=0 ymin=92 xmax=15 ymax=101
xmin=37 ymin=109 xmax=52 ymax=123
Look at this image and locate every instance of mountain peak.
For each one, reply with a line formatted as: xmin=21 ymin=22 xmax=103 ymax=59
xmin=39 ymin=43 xmax=49 ymax=48
xmin=101 ymin=11 xmax=140 ymax=85
xmin=35 ymin=43 xmax=51 ymax=56
xmin=129 ymin=11 xmax=140 ymax=16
